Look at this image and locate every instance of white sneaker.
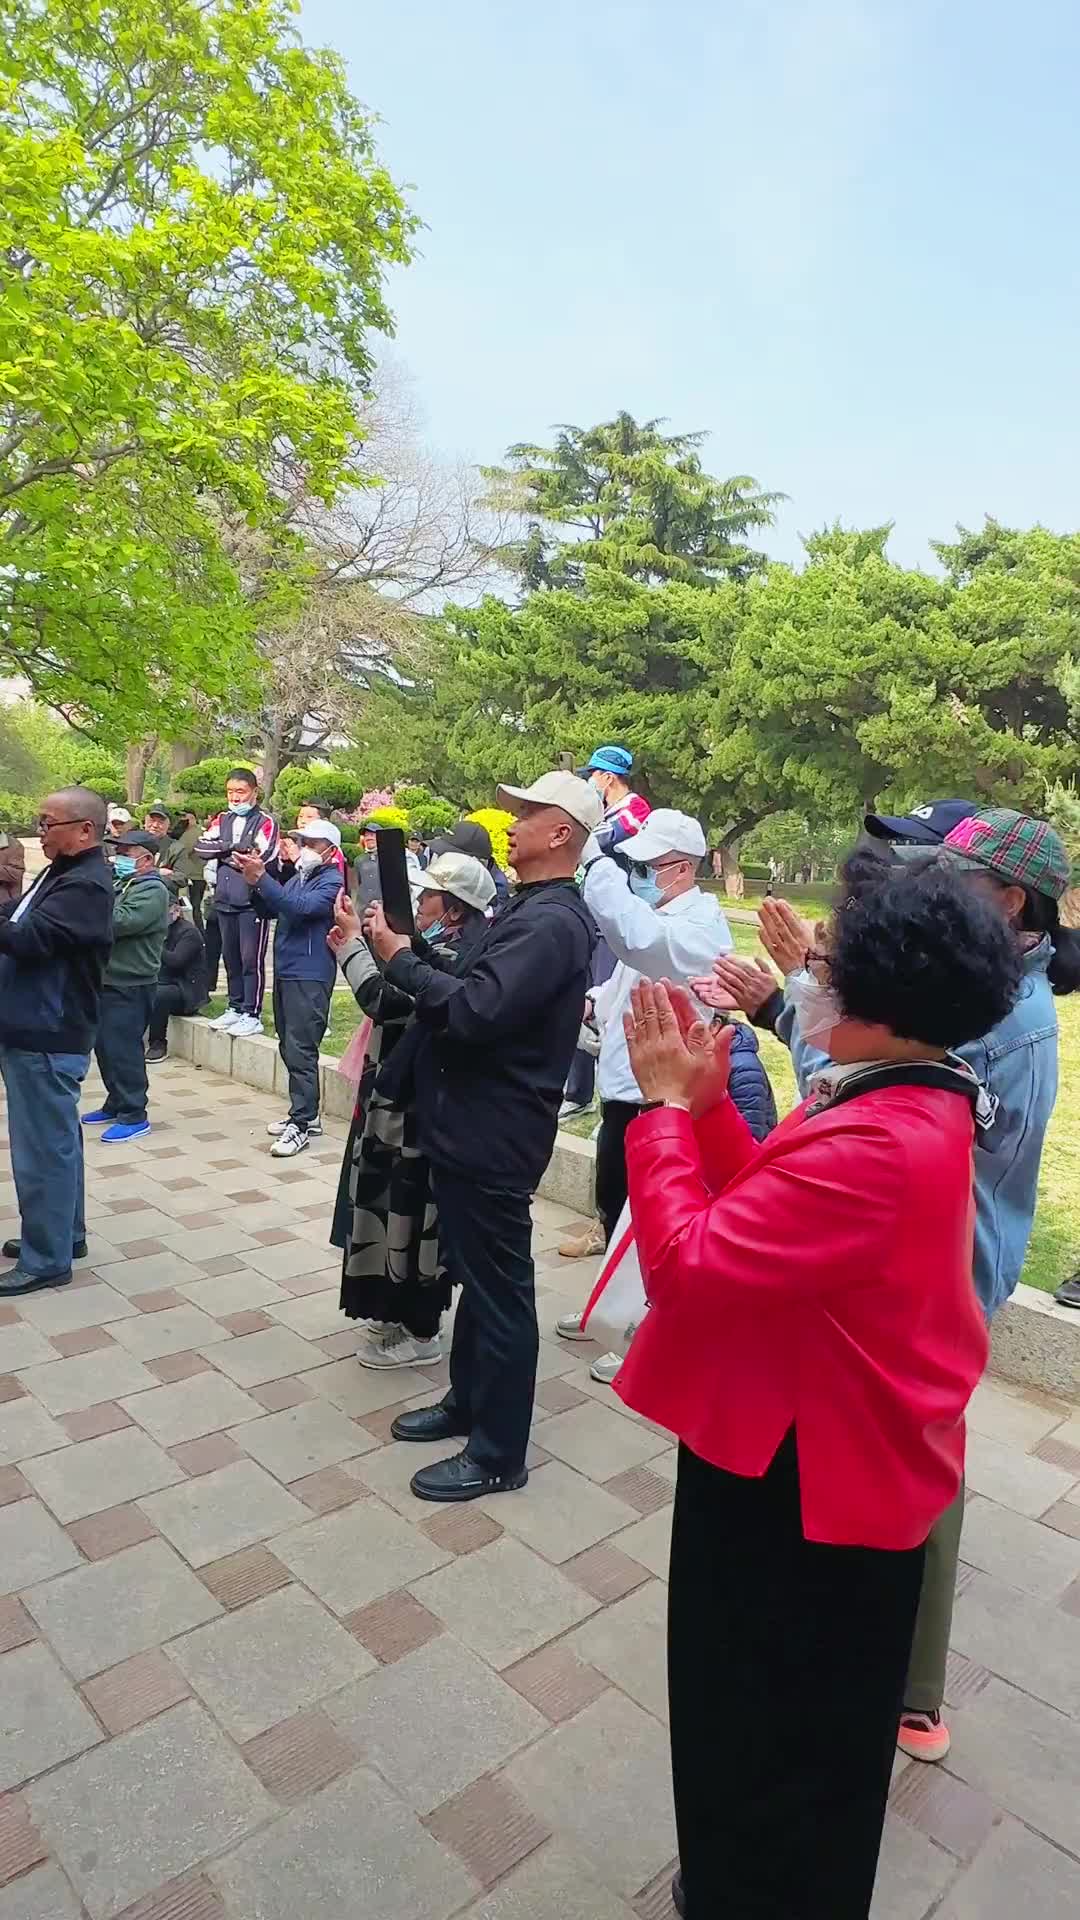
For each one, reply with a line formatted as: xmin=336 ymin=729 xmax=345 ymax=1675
xmin=210 ymin=1008 xmax=242 ymax=1032
xmin=231 ymin=1014 xmax=263 ymax=1038
xmin=357 ymin=1328 xmax=443 ymax=1370
xmin=555 ymin=1311 xmax=590 ymax=1341
xmin=267 ymin=1116 xmax=322 ymax=1137
xmin=590 ymin=1351 xmax=623 ymax=1385
xmin=270 ymin=1122 xmax=309 ymax=1158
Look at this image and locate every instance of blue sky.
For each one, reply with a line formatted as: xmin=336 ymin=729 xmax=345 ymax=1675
xmin=300 ymin=0 xmax=1080 ymax=566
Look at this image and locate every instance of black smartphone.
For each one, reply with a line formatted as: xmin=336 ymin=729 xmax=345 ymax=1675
xmin=376 ymin=827 xmax=415 ymax=937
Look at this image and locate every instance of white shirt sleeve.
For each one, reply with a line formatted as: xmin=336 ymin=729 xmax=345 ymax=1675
xmin=582 ymin=857 xmax=733 ymax=983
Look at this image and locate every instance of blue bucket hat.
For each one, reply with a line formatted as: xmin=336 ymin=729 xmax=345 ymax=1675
xmin=578 ymin=745 xmax=634 ymax=778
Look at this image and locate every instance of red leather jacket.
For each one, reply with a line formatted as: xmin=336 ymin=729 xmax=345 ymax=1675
xmin=615 ymin=1086 xmax=989 ymax=1549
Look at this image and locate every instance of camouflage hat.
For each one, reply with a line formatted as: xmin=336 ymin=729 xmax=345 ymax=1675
xmin=941 ymin=809 xmax=1070 ymax=901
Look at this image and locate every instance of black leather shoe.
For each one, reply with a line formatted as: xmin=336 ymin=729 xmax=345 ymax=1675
xmin=0 ymin=1266 xmax=73 ymax=1296
xmin=410 ymin=1449 xmax=528 ymax=1503
xmin=672 ymin=1869 xmax=686 ymax=1917
xmin=1054 ymin=1275 xmax=1080 ymax=1309
xmin=2 ymin=1238 xmax=87 ymax=1262
xmin=390 ymin=1406 xmax=468 ymax=1444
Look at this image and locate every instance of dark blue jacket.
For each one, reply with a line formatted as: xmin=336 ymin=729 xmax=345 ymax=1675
xmin=0 ymin=846 xmax=113 ymax=1054
xmin=727 ymin=1020 xmax=777 ymax=1142
xmin=251 ymin=864 xmax=340 ymax=984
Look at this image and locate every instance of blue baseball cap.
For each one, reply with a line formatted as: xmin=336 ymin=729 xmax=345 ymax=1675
xmin=578 ymin=745 xmax=634 ymax=778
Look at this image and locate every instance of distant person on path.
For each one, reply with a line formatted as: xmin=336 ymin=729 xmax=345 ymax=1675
xmin=144 ymin=804 xmax=180 ymax=873
xmin=194 ymin=768 xmax=279 ymax=1036
xmin=83 ymin=830 xmax=169 ymax=1143
xmin=352 ymin=824 xmax=382 ymax=911
xmin=234 ymin=820 xmax=342 ymax=1157
xmin=170 ymin=811 xmax=206 ymax=926
xmin=0 ymin=826 xmax=24 ymax=905
xmin=145 ymin=886 xmax=207 ymax=1063
xmin=366 ymin=769 xmax=600 ymax=1501
xmin=0 ymin=788 xmax=113 ymax=1295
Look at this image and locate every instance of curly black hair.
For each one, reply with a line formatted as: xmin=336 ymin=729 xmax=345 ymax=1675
xmin=828 ymin=863 xmax=1022 ymax=1048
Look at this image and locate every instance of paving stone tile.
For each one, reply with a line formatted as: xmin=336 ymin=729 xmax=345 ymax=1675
xmin=112 ymin=1875 xmax=226 ymax=1920
xmin=0 ymin=1864 xmax=83 ymax=1919
xmin=242 ymin=1708 xmax=358 ymax=1803
xmin=946 ymin=1674 xmax=1080 ymax=1852
xmin=889 ymin=1763 xmax=997 ymax=1861
xmin=263 ymin=1290 xmax=342 ymax=1340
xmin=965 ymin=1377 xmax=1066 ymax=1449
xmin=411 ymin=1535 xmax=598 ymax=1669
xmin=0 ymin=1466 xmax=29 ymax=1507
xmin=170 ymin=1584 xmax=373 ymax=1741
xmin=0 ymin=1324 xmax=58 ymax=1370
xmin=160 ymin=1226 xmax=257 ymax=1264
xmin=24 ymin=1539 xmax=222 ymax=1680
xmin=504 ymin=1691 xmax=676 ymax=1900
xmin=326 ymin=1634 xmax=545 ymax=1815
xmin=505 ymin=1645 xmax=610 ymax=1723
xmin=603 ymin=1464 xmax=675 ymax=1512
xmin=22 ymin=1427 xmax=182 ymax=1524
xmin=67 ymin=1503 xmax=157 ymax=1561
xmin=0 ymin=1594 xmax=35 ymax=1652
xmin=49 ymin=1326 xmax=116 ymax=1358
xmin=87 ymin=1255 xmax=202 ymax=1302
xmin=608 ymin=1506 xmax=672 ymax=1580
xmin=420 ymin=1506 xmax=503 ymax=1555
xmin=174 ymin=1272 xmax=290 ymax=1316
xmin=467 ymin=1844 xmax=638 ymax=1920
xmin=60 ymin=1401 xmax=132 ymax=1441
xmin=1035 ymin=1434 xmax=1080 ymax=1475
xmin=424 ymin=1773 xmax=549 ymax=1888
xmin=216 ymin=1309 xmax=274 ymax=1335
xmin=139 ymin=1459 xmax=306 ymax=1567
xmin=960 ymin=1495 xmax=1080 ymax=1601
xmin=168 ymin=1432 xmax=244 ymax=1476
xmin=964 ymin=1429 xmax=1077 ymax=1518
xmin=200 ymin=1326 xmax=326 ymax=1388
xmin=119 ymin=1373 xmax=263 ymax=1448
xmin=17 ymin=1349 xmax=158 ymax=1416
xmin=299 ymin=1355 xmax=433 ymax=1414
xmin=342 ymin=1590 xmax=444 ymax=1664
xmin=0 ymin=1642 xmax=103 ymax=1790
xmin=473 ymin=1461 xmax=638 ymax=1564
xmin=567 ymin=1580 xmax=669 ymax=1722
xmin=81 ymin=1650 xmax=191 ymax=1736
xmin=869 ymin=1817 xmax=958 ymax=1919
xmin=109 ymin=1306 xmax=231 ymax=1362
xmin=0 ymin=1788 xmax=47 ymax=1883
xmin=951 ymin=1567 xmax=1080 ymax=1714
xmin=29 ymin=1700 xmax=274 ymax=1920
xmin=290 ymin=1465 xmax=367 ymax=1513
xmin=84 ymin=1209 xmax=177 ymax=1247
xmin=634 ymin=1862 xmax=680 ymax=1920
xmin=146 ymin=1352 xmax=214 ymax=1385
xmin=564 ymin=1542 xmax=652 ymax=1604
xmin=0 ymin=1496 xmax=82 ymax=1591
xmin=16 ymin=1284 xmax=137 ymax=1339
xmin=273 ymin=1499 xmax=451 ymax=1615
xmin=129 ymin=1290 xmax=186 ymax=1313
xmin=209 ymin=1769 xmax=473 ymax=1920
xmin=248 ymin=1375 xmax=313 ymax=1412
xmin=229 ymin=1399 xmax=374 ymax=1483
xmin=538 ymin=1402 xmax=667 ymax=1481
xmin=197 ymin=1545 xmax=291 ymax=1610
xmin=0 ymin=1377 xmax=24 ymax=1405
xmin=236 ymin=1239 xmax=338 ymax=1283
xmin=0 ymin=1400 xmax=70 ymax=1468
xmin=943 ymin=1650 xmax=991 ymax=1709
xmin=312 ymin=1329 xmax=356 ymax=1359
xmin=933 ymin=1814 xmax=1080 ymax=1915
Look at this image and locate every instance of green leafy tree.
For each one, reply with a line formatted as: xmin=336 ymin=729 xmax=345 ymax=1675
xmin=0 ymin=0 xmax=416 ymax=738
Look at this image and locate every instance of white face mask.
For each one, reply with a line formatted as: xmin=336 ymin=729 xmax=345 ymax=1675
xmin=786 ymin=967 xmax=844 ymax=1045
xmin=296 ymin=847 xmax=322 ymax=873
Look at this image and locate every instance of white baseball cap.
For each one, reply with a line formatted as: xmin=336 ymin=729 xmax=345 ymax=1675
xmin=293 ymin=820 xmax=342 ymax=848
xmin=628 ymin=809 xmax=707 ymax=864
xmin=497 ymin=771 xmax=603 ymax=833
xmin=423 ymin=851 xmax=496 ymax=913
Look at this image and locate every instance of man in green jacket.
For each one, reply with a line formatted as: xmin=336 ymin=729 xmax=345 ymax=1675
xmin=83 ymin=831 xmax=169 ymax=1143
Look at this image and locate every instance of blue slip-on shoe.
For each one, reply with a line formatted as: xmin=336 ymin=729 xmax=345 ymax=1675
xmin=101 ymin=1120 xmax=151 ymax=1143
xmin=82 ymin=1109 xmax=113 ymax=1125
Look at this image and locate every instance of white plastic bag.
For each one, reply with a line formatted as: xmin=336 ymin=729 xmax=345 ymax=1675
xmin=580 ymin=1201 xmax=646 ymax=1352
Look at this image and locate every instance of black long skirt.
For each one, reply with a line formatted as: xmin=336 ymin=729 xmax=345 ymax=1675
xmin=669 ymin=1432 xmax=924 ymax=1919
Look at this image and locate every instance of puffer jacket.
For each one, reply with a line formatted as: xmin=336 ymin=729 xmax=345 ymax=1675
xmin=724 ymin=1020 xmax=777 ymax=1143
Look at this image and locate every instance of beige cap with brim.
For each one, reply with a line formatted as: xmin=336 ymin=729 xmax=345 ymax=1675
xmin=497 ymin=771 xmax=604 ymax=834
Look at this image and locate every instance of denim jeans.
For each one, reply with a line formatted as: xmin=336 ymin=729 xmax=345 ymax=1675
xmin=0 ymin=1047 xmax=89 ymax=1276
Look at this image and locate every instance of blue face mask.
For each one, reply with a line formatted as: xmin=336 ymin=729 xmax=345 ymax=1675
xmin=113 ymin=855 xmax=136 ymax=879
xmin=422 ymin=919 xmax=446 ymax=944
xmin=229 ymin=800 xmax=254 ymax=816
xmin=629 ymin=867 xmax=663 ymax=906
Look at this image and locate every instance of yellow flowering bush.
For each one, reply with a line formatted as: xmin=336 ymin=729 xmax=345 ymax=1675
xmin=466 ymin=807 xmax=514 ymax=871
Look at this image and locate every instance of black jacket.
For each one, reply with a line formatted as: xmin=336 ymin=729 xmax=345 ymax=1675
xmin=158 ymin=917 xmax=207 ymax=1014
xmin=0 ymin=845 xmax=114 ymax=1053
xmin=381 ymin=878 xmax=596 ymax=1190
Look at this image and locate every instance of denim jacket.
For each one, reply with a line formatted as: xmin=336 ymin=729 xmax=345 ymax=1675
xmin=775 ymin=938 xmax=1058 ymax=1318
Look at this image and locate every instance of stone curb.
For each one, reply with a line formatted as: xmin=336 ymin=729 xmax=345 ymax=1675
xmin=167 ymin=1016 xmax=1080 ymax=1400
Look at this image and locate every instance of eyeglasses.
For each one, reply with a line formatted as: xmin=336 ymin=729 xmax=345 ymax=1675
xmin=630 ymin=858 xmax=686 ymax=880
xmin=37 ymin=816 xmax=93 ymax=834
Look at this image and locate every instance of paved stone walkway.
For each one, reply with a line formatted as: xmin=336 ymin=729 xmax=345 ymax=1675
xmin=1 ymin=1057 xmax=1080 ymax=1918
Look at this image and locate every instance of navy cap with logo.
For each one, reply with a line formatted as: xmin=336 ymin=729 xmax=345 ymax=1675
xmin=864 ymin=799 xmax=976 ymax=847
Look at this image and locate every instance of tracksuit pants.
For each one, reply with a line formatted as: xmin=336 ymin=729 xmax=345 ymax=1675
xmin=219 ymin=909 xmax=269 ymax=1017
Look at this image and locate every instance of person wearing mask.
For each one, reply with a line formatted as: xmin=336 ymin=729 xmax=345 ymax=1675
xmin=430 ymin=820 xmax=509 ymax=910
xmin=145 ymin=886 xmax=208 ymax=1062
xmin=365 ymin=769 xmax=600 ymax=1501
xmin=290 ymin=803 xmax=347 ymax=879
xmin=698 ymin=802 xmax=1078 ymax=1770
xmin=0 ymin=826 xmax=25 ymax=905
xmin=0 ymin=789 xmax=114 ymax=1295
xmin=83 ymin=830 xmax=168 ymax=1143
xmin=170 ymin=811 xmax=206 ymax=926
xmin=618 ymin=864 xmax=1022 ymax=1920
xmin=233 ymin=821 xmax=341 ymax=1157
xmin=143 ymin=804 xmax=180 ymax=873
xmin=353 ymin=824 xmax=382 ymax=911
xmin=200 ymin=812 xmax=222 ymax=998
xmin=194 ymin=769 xmax=279 ymax=1036
xmin=331 ymin=851 xmax=497 ymax=1367
xmin=556 ymin=810 xmax=776 ymax=1380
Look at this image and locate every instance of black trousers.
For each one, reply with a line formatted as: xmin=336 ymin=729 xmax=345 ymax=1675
xmin=669 ymin=1435 xmax=925 ymax=1919
xmin=203 ymin=912 xmax=222 ymax=996
xmin=595 ymin=1098 xmax=643 ymax=1244
xmin=187 ymin=876 xmax=206 ymax=931
xmin=219 ymin=909 xmax=269 ymax=1016
xmin=95 ymin=984 xmax=155 ymax=1124
xmin=148 ymin=982 xmax=187 ymax=1046
xmin=273 ymin=977 xmax=332 ymax=1128
xmin=435 ymin=1169 xmax=536 ymax=1475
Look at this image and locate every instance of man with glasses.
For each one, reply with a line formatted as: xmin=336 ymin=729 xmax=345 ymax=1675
xmin=0 ymin=789 xmax=113 ymax=1295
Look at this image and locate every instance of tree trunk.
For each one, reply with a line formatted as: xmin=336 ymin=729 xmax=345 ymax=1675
xmin=169 ymin=742 xmax=199 ymax=777
xmin=125 ymin=736 xmax=158 ymax=805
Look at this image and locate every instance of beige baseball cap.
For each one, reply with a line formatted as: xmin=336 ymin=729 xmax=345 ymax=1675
xmin=497 ymin=770 xmax=603 ymax=833
xmin=422 ymin=851 xmax=497 ymax=913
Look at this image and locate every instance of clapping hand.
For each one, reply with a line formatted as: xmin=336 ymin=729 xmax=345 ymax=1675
xmin=232 ymin=851 xmax=265 ymax=888
xmin=690 ymin=952 xmax=778 ymax=1017
xmin=333 ymin=888 xmax=362 ymax=941
xmin=757 ymin=898 xmax=815 ymax=977
xmin=623 ymin=980 xmax=734 ymax=1117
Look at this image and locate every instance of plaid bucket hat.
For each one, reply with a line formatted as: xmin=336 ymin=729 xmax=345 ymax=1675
xmin=940 ymin=808 xmax=1070 ymax=901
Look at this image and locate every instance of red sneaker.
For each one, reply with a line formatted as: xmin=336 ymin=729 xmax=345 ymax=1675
xmin=897 ymin=1708 xmax=951 ymax=1762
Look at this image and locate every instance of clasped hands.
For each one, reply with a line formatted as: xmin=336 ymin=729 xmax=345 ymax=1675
xmin=623 ymin=980 xmax=735 ymax=1117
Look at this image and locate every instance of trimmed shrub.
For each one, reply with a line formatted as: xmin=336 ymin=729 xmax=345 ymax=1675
xmin=272 ymin=762 xmax=364 ymax=820
xmin=466 ymin=807 xmax=514 ymax=871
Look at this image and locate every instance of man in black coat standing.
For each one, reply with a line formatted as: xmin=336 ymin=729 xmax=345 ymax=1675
xmin=365 ymin=770 xmax=601 ymax=1501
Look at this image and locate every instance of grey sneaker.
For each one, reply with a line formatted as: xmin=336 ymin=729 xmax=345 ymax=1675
xmin=269 ymin=1121 xmax=309 ymax=1159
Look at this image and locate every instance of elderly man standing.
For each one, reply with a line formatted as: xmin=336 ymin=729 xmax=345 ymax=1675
xmin=0 ymin=789 xmax=113 ymax=1295
xmin=365 ymin=770 xmax=600 ymax=1502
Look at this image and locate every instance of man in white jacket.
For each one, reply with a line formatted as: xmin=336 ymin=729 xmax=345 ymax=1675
xmin=556 ymin=809 xmax=732 ymax=1376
